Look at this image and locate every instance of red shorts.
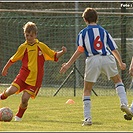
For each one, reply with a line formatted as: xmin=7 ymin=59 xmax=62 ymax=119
xmin=12 ymin=77 xmax=41 ymax=99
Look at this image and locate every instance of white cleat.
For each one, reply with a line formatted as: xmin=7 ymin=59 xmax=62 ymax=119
xmin=14 ymin=116 xmax=22 ymax=122
xmin=82 ymin=117 xmax=92 ymax=126
xmin=121 ymin=104 xmax=133 ymax=116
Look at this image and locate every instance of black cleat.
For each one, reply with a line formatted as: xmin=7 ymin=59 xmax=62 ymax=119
xmin=124 ymin=114 xmax=132 ymax=120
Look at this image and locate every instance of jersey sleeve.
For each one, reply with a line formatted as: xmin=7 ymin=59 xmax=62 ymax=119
xmin=77 ymin=46 xmax=84 ymax=53
xmin=77 ymin=30 xmax=84 ymax=47
xmin=39 ymin=42 xmax=57 ymax=61
xmin=10 ymin=44 xmax=26 ymax=62
xmin=107 ymin=33 xmax=118 ymax=51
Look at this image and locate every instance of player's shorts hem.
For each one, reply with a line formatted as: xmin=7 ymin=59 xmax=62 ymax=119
xmin=11 ymin=82 xmax=20 ymax=94
xmin=24 ymin=90 xmax=36 ymax=99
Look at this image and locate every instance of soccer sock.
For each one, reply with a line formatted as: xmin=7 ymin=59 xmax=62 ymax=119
xmin=115 ymin=82 xmax=128 ymax=105
xmin=83 ymin=96 xmax=91 ymax=120
xmin=0 ymin=91 xmax=8 ymax=100
xmin=16 ymin=104 xmax=27 ymax=118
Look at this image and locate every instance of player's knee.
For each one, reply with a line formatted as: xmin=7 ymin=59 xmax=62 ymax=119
xmin=111 ymin=74 xmax=122 ymax=83
xmin=6 ymin=86 xmax=18 ymax=96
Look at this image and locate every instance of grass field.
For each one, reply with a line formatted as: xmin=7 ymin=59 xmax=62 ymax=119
xmin=0 ymin=92 xmax=133 ymax=132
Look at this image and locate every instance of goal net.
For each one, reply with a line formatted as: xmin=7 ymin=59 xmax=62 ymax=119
xmin=0 ymin=2 xmax=133 ymax=96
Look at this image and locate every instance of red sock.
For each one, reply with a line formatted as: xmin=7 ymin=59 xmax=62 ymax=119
xmin=0 ymin=91 xmax=8 ymax=100
xmin=16 ymin=105 xmax=27 ymax=118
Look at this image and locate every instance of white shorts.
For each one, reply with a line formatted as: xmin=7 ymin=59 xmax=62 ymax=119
xmin=84 ymin=55 xmax=118 ymax=82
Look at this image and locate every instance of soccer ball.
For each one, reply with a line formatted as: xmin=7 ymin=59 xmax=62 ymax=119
xmin=0 ymin=107 xmax=13 ymax=122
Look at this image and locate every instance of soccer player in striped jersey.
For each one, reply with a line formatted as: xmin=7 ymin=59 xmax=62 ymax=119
xmin=60 ymin=7 xmax=131 ymax=126
xmin=123 ymin=56 xmax=133 ymax=120
xmin=1 ymin=21 xmax=67 ymax=121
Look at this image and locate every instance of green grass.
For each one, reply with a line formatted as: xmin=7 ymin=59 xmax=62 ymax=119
xmin=0 ymin=94 xmax=133 ymax=131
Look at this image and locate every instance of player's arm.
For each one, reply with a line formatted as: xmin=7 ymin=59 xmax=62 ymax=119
xmin=40 ymin=43 xmax=67 ymax=61
xmin=1 ymin=60 xmax=14 ymax=76
xmin=111 ymin=49 xmax=126 ymax=70
xmin=56 ymin=46 xmax=67 ymax=59
xmin=2 ymin=44 xmax=25 ymax=76
xmin=60 ymin=46 xmax=84 ymax=74
xmin=129 ymin=56 xmax=133 ymax=76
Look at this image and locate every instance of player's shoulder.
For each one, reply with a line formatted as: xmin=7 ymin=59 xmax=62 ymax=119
xmin=18 ymin=42 xmax=27 ymax=49
xmin=78 ymin=27 xmax=87 ymax=36
xmin=36 ymin=40 xmax=48 ymax=47
xmin=98 ymin=25 xmax=108 ymax=32
xmin=37 ymin=41 xmax=47 ymax=47
xmin=38 ymin=41 xmax=44 ymax=45
xmin=80 ymin=27 xmax=87 ymax=33
xmin=79 ymin=24 xmax=102 ymax=33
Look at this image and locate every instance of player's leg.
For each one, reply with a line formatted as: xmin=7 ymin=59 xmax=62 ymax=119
xmin=123 ymin=100 xmax=133 ymax=120
xmin=111 ymin=74 xmax=128 ymax=106
xmin=15 ymin=91 xmax=31 ymax=121
xmin=111 ymin=74 xmax=133 ymax=117
xmin=102 ymin=55 xmax=132 ymax=119
xmin=102 ymin=55 xmax=128 ymax=106
xmin=0 ymin=77 xmax=25 ymax=100
xmin=82 ymin=81 xmax=94 ymax=126
xmin=82 ymin=56 xmax=101 ymax=126
xmin=0 ymin=85 xmax=18 ymax=100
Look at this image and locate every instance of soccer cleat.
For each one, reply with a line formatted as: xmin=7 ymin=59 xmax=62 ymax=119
xmin=82 ymin=117 xmax=92 ymax=126
xmin=120 ymin=104 xmax=133 ymax=116
xmin=14 ymin=116 xmax=22 ymax=122
xmin=124 ymin=114 xmax=132 ymax=120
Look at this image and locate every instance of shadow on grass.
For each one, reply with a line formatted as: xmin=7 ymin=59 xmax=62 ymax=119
xmin=18 ymin=119 xmax=103 ymax=125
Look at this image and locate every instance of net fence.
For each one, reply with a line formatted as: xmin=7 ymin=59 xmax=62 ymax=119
xmin=0 ymin=2 xmax=133 ymax=97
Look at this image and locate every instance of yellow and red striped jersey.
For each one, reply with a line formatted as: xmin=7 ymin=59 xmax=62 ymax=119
xmin=10 ymin=39 xmax=58 ymax=86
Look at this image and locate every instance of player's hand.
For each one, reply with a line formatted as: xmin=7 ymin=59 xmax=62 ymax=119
xmin=62 ymin=46 xmax=67 ymax=53
xmin=60 ymin=63 xmax=70 ymax=74
xmin=119 ymin=62 xmax=126 ymax=70
xmin=129 ymin=66 xmax=133 ymax=76
xmin=1 ymin=69 xmax=8 ymax=76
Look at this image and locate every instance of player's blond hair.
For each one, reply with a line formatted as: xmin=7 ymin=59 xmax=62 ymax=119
xmin=23 ymin=21 xmax=38 ymax=34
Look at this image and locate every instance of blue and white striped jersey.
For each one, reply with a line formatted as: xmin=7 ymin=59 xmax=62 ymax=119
xmin=77 ymin=25 xmax=118 ymax=57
